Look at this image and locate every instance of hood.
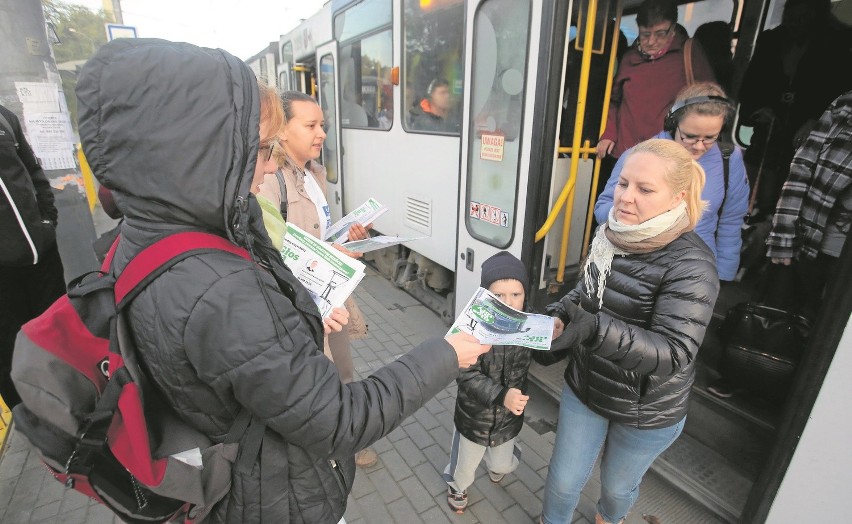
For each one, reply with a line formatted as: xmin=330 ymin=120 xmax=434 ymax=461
xmin=76 ymin=38 xmax=260 ymax=238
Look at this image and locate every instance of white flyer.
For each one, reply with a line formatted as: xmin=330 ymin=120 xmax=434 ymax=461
xmin=324 ymin=197 xmax=388 ymax=243
xmin=281 ymin=223 xmax=365 ymax=318
xmin=343 ymin=235 xmax=425 ymax=254
xmin=447 ymin=287 xmax=555 ymax=351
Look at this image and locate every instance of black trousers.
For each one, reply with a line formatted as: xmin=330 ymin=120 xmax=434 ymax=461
xmin=0 ymin=244 xmax=66 ymax=407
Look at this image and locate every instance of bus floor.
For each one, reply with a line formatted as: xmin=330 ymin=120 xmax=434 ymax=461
xmin=0 ymin=265 xmax=724 ymax=524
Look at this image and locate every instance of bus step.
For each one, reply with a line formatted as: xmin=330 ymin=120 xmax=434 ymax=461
xmin=652 ymin=432 xmax=751 ymax=523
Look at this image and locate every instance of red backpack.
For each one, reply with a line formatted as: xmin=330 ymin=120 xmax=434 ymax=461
xmin=11 ymin=232 xmax=264 ymax=523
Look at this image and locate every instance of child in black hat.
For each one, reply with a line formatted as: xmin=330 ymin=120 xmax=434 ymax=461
xmin=443 ymin=251 xmax=534 ymax=514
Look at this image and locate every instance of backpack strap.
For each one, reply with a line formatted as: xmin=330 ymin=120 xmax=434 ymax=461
xmin=713 ymin=141 xmax=734 ymax=245
xmin=717 ymin=142 xmax=734 ymax=222
xmin=114 ymin=232 xmax=251 ymax=309
xmin=274 ymin=169 xmax=289 ymax=221
xmin=683 ymin=38 xmax=695 ymax=86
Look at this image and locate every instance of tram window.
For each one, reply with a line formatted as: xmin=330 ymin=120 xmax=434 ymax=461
xmin=403 ymin=0 xmax=465 ymax=135
xmin=334 ymin=0 xmax=394 ymax=130
xmin=465 ymin=0 xmax=531 ymax=248
xmin=319 ymin=53 xmax=339 ymax=184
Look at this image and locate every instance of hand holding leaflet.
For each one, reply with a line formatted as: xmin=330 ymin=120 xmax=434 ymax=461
xmin=447 ymin=287 xmax=554 ymax=350
xmin=280 ymin=223 xmax=365 ymax=318
xmin=325 ymin=197 xmax=388 ymax=243
xmin=343 ymin=235 xmax=425 ymax=254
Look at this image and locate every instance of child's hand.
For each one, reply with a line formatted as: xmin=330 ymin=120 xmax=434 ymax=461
xmin=552 ymin=317 xmax=565 ymax=339
xmin=503 ymin=388 xmax=529 ymax=415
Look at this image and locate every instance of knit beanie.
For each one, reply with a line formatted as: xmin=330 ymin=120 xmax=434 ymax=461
xmin=480 ymin=251 xmax=528 ymax=294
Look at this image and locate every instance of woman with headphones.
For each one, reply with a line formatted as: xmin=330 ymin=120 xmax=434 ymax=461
xmin=594 ymin=82 xmax=749 ymax=281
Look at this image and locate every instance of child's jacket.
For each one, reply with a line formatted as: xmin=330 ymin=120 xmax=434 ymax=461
xmin=454 ymin=344 xmax=532 ymax=447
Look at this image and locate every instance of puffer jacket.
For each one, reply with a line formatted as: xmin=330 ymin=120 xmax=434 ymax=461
xmin=454 ymin=344 xmax=532 ymax=447
xmin=76 ymin=38 xmax=459 ymax=523
xmin=539 ymin=231 xmax=719 ymax=429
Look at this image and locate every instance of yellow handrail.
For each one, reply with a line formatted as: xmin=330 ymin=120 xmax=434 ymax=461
xmin=77 ymin=145 xmax=97 ymax=212
xmin=582 ymin=0 xmax=623 ymax=258
xmin=535 ymin=0 xmax=601 ymax=283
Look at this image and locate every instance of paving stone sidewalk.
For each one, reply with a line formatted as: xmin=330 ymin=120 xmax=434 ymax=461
xmin=0 ymin=267 xmax=625 ymax=524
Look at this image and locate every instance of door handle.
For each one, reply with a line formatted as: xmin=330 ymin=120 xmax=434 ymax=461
xmin=335 ymin=191 xmax=340 ymax=204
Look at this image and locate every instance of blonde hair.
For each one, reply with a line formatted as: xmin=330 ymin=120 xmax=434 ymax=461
xmin=629 ymin=139 xmax=708 ymax=229
xmin=257 ymin=80 xmax=284 ymax=143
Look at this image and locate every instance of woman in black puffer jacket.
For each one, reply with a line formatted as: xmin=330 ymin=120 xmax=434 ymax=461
xmin=538 ymin=139 xmax=720 ymax=524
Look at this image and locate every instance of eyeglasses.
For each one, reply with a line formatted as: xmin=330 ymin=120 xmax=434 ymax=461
xmin=677 ymin=127 xmax=720 ymax=146
xmin=638 ymin=24 xmax=674 ymax=42
xmin=258 ymin=140 xmax=278 ymax=162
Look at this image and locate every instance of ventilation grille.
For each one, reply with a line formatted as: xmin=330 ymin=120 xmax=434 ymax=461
xmin=404 ymin=196 xmax=431 ymax=234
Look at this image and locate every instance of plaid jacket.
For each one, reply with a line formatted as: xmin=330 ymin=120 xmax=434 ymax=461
xmin=766 ymin=90 xmax=852 ymax=261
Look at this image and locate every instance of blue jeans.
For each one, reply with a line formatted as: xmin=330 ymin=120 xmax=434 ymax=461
xmin=542 ymin=386 xmax=685 ymax=523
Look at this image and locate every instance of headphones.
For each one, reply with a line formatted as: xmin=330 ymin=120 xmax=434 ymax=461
xmin=664 ymin=95 xmax=735 ymax=134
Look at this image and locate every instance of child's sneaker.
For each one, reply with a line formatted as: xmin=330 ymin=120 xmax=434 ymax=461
xmin=447 ymin=487 xmax=468 ymax=513
xmin=488 ymin=470 xmax=505 ymax=483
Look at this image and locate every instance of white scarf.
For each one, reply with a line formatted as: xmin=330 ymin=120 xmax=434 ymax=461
xmin=584 ymin=201 xmax=689 ymax=308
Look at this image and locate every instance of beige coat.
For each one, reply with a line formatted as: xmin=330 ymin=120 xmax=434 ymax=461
xmin=279 ymin=160 xmax=368 ymax=340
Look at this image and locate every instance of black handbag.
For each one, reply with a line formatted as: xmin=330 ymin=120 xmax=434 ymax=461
xmin=719 ymin=303 xmax=811 ymax=402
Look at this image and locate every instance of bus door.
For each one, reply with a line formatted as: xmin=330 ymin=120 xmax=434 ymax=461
xmin=316 ymin=41 xmax=344 ymax=222
xmin=454 ymin=0 xmax=539 ymax=313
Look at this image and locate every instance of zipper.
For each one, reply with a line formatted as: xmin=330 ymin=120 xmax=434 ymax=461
xmin=328 ymin=459 xmax=346 ymax=495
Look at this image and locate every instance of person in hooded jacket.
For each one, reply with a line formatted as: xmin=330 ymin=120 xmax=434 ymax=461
xmin=75 ymin=38 xmax=489 ymax=524
xmin=538 ymin=139 xmax=719 ymax=524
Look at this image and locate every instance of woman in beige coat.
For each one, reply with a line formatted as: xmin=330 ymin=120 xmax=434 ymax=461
xmin=257 ymin=90 xmax=378 ymax=467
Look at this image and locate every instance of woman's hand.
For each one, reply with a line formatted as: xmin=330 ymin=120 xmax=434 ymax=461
xmin=332 ymin=242 xmax=362 ymax=259
xmin=323 ymin=307 xmax=350 ymax=335
xmin=596 ymin=139 xmax=615 ymax=159
xmin=552 ymin=317 xmax=565 ymax=339
xmin=503 ymin=387 xmax=529 ymax=416
xmin=445 ymin=332 xmax=491 ymax=368
xmin=348 ymin=222 xmax=372 ymax=241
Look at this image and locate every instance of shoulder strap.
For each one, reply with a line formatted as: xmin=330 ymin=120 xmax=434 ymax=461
xmin=683 ymin=38 xmax=695 ymax=86
xmin=715 ymin=142 xmax=734 ymax=239
xmin=274 ymin=169 xmax=288 ymax=221
xmin=114 ymin=232 xmax=251 ymax=308
xmin=0 ymin=111 xmax=19 ymax=148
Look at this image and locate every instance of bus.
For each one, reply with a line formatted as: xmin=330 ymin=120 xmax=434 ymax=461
xmin=257 ymin=0 xmax=852 ymax=521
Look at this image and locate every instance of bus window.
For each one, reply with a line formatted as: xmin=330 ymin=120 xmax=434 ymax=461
xmin=403 ymin=0 xmax=465 ymax=135
xmin=334 ymin=0 xmax=394 ymax=130
xmin=465 ymin=0 xmax=531 ymax=248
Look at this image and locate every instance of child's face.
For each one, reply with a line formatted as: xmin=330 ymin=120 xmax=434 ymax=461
xmin=488 ymin=279 xmax=525 ymax=310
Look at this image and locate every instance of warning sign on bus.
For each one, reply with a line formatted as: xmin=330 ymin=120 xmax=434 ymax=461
xmin=480 ymin=133 xmax=505 ymax=162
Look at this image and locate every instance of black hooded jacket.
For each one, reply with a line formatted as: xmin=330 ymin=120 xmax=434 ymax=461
xmin=76 ymin=39 xmax=459 ymax=523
